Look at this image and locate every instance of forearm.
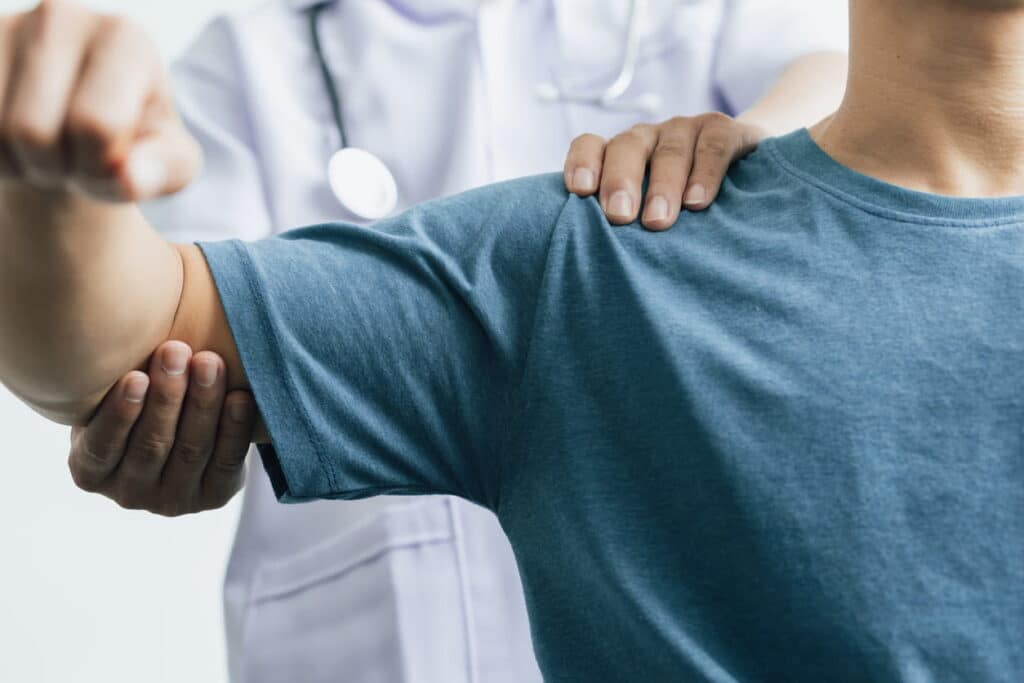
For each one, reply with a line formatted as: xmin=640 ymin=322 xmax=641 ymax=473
xmin=737 ymin=51 xmax=848 ymax=136
xmin=0 ymin=186 xmax=183 ymax=424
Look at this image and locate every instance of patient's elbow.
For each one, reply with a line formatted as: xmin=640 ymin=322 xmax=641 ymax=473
xmin=1 ymin=377 xmax=109 ymax=426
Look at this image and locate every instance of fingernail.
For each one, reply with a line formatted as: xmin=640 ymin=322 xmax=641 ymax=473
xmin=229 ymin=400 xmax=250 ymax=423
xmin=124 ymin=375 xmax=150 ymax=403
xmin=608 ymin=191 xmax=634 ymax=219
xmin=195 ymin=358 xmax=218 ymax=388
xmin=162 ymin=343 xmax=189 ymax=377
xmin=684 ymin=184 xmax=707 ymax=207
xmin=127 ymin=146 xmax=167 ymax=197
xmin=644 ymin=196 xmax=669 ymax=223
xmin=572 ymin=167 xmax=596 ymax=192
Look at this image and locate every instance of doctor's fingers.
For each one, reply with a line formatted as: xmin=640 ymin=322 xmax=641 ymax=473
xmin=639 ymin=117 xmax=701 ymax=231
xmin=111 ymin=342 xmax=193 ymax=507
xmin=68 ymin=371 xmax=150 ymax=494
xmin=598 ymin=123 xmax=660 ymax=226
xmin=564 ymin=133 xmax=606 ymax=197
xmin=156 ymin=352 xmax=228 ymax=516
xmin=0 ymin=3 xmax=100 ymax=185
xmin=679 ymin=113 xmax=764 ymax=213
xmin=199 ymin=390 xmax=256 ymax=511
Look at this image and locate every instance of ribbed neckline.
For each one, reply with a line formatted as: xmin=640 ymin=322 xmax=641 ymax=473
xmin=764 ymin=129 xmax=1024 ymax=228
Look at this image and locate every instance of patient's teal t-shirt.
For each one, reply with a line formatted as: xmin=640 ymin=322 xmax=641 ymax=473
xmin=200 ymin=131 xmax=1024 ymax=682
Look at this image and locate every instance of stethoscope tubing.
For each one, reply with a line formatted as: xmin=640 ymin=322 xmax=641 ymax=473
xmin=309 ymin=1 xmax=348 ymax=149
xmin=308 ymin=1 xmax=398 ymax=220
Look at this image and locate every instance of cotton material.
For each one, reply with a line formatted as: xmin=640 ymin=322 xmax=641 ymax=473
xmin=150 ymin=3 xmax=848 ymax=678
xmin=200 ymin=130 xmax=1023 ymax=682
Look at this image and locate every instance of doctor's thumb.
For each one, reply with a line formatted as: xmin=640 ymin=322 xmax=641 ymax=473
xmin=123 ymin=125 xmax=203 ymax=202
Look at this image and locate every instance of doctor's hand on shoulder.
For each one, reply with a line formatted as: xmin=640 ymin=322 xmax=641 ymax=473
xmin=564 ymin=114 xmax=767 ymax=231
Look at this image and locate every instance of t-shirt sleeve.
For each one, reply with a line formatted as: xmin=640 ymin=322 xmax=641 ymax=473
xmin=199 ymin=174 xmax=570 ymax=508
xmin=714 ymin=0 xmax=848 ymax=114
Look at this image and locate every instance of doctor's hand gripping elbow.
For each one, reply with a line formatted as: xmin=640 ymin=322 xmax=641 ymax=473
xmin=67 ymin=342 xmax=255 ymax=516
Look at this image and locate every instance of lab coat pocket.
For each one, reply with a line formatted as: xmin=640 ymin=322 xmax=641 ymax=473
xmin=241 ymin=497 xmax=471 ymax=683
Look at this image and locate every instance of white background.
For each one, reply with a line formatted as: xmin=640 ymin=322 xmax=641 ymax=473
xmin=0 ymin=1 xmax=262 ymax=681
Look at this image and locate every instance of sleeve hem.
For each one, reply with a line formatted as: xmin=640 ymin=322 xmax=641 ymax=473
xmin=198 ymin=239 xmax=337 ymax=503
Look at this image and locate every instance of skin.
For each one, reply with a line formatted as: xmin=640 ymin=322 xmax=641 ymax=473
xmin=564 ymin=52 xmax=849 ymax=230
xmin=70 ymin=17 xmax=849 ymax=514
xmin=3 ymin=1 xmax=1024 ymax=513
xmin=67 ymin=344 xmax=256 ymax=515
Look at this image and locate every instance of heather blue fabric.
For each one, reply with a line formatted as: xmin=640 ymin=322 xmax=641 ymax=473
xmin=199 ymin=130 xmax=1024 ymax=682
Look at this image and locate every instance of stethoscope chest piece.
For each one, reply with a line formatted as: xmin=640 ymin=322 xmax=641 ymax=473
xmin=328 ymin=147 xmax=398 ymax=220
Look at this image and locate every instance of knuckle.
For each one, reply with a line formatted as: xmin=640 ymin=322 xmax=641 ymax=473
xmin=100 ymin=14 xmax=145 ymax=41
xmin=652 ymin=140 xmax=692 ymax=160
xmin=663 ymin=115 xmax=695 ymax=131
xmin=629 ymin=123 xmax=655 ymax=137
xmin=65 ymin=108 xmax=127 ymax=149
xmin=172 ymin=440 xmax=209 ymax=466
xmin=606 ymin=131 xmax=630 ymax=148
xmin=209 ymin=438 xmax=249 ymax=472
xmin=28 ymin=0 xmax=85 ymax=44
xmin=68 ymin=458 xmax=101 ymax=492
xmin=74 ymin=438 xmax=116 ymax=469
xmin=611 ymin=129 xmax=640 ymax=147
xmin=3 ymin=118 xmax=59 ymax=152
xmin=571 ymin=132 xmax=604 ymax=147
xmin=697 ymin=135 xmax=733 ymax=161
xmin=610 ymin=125 xmax=655 ymax=152
xmin=32 ymin=0 xmax=70 ymax=25
xmin=211 ymin=450 xmax=245 ymax=472
xmin=133 ymin=433 xmax=174 ymax=460
xmin=97 ymin=15 xmax=156 ymax=61
xmin=208 ymin=452 xmax=244 ymax=477
xmin=700 ymin=111 xmax=734 ymax=127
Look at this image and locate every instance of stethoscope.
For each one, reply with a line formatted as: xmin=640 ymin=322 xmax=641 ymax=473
xmin=309 ymin=2 xmax=399 ymax=220
xmin=535 ymin=0 xmax=661 ymax=114
xmin=308 ymin=0 xmax=659 ymax=219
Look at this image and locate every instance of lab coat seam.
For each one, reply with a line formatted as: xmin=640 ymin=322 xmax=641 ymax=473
xmin=251 ymin=533 xmax=455 ymax=603
xmin=447 ymin=498 xmax=480 ymax=683
xmin=234 ymin=571 xmax=260 ymax=681
xmin=247 ymin=496 xmax=456 ymax=604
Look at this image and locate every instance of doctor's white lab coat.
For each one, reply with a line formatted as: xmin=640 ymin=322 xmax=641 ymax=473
xmin=142 ymin=1 xmax=847 ymax=680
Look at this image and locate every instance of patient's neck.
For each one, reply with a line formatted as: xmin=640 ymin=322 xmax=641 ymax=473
xmin=811 ymin=0 xmax=1024 ymax=198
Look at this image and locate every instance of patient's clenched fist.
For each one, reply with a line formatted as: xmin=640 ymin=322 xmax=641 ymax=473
xmin=0 ymin=0 xmax=200 ymax=201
